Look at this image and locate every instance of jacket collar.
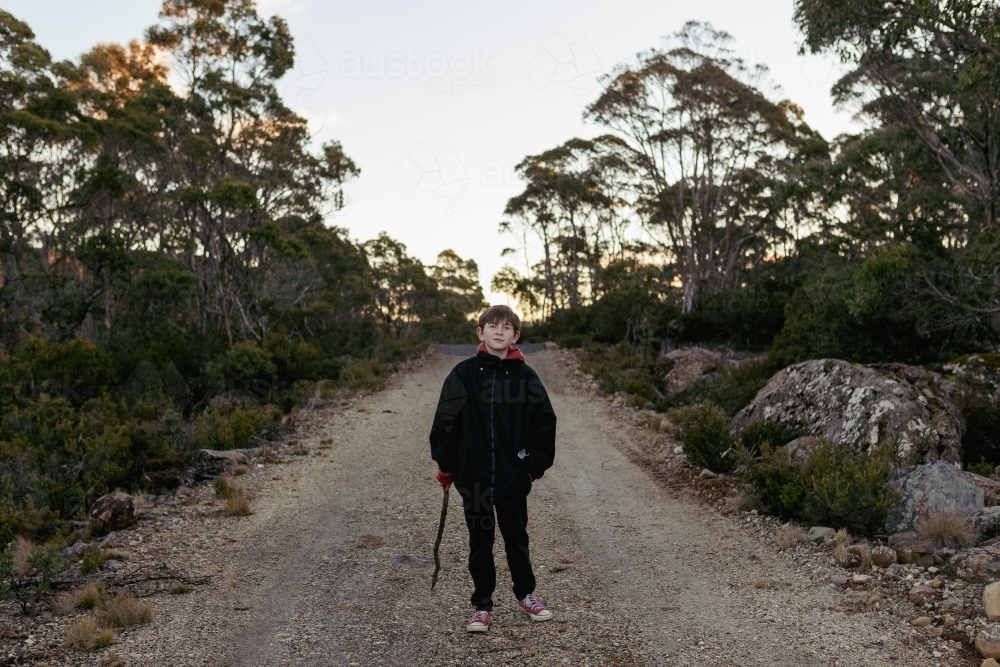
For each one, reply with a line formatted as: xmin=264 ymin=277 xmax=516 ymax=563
xmin=476 ymin=343 xmax=525 ymax=364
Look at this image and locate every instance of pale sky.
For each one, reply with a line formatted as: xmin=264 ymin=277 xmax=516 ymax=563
xmin=7 ymin=0 xmax=855 ymax=303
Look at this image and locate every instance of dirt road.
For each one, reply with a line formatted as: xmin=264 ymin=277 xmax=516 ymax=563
xmin=114 ymin=350 xmax=942 ymax=666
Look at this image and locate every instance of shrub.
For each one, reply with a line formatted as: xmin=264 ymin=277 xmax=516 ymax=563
xmin=0 ymin=538 xmax=63 ymax=614
xmin=669 ymin=403 xmax=736 ymax=473
xmin=738 ymin=420 xmax=802 ymax=457
xmin=79 ymin=547 xmax=108 ymax=575
xmin=201 ymin=342 xmax=277 ymax=396
xmin=193 ymin=401 xmax=282 ymax=451
xmin=744 ymin=439 xmax=898 ymax=535
xmin=681 ymin=356 xmax=784 ymax=416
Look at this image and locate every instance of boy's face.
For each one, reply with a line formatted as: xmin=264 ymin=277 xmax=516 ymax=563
xmin=477 ymin=320 xmax=520 ymax=356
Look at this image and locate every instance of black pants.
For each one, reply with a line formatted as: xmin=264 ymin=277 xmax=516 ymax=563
xmin=461 ymin=491 xmax=536 ymax=610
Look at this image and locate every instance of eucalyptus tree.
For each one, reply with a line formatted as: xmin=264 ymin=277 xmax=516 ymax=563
xmin=585 ymin=21 xmax=827 ymax=313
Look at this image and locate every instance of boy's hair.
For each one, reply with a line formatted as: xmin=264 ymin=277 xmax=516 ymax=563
xmin=478 ymin=305 xmax=521 ymax=333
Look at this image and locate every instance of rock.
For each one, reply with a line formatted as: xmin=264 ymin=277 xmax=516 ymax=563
xmin=978 ymin=626 xmax=1000 ymax=659
xmin=103 ymin=559 xmax=122 ymax=572
xmin=830 ymin=574 xmax=848 ymax=585
xmin=658 ymin=347 xmax=722 ymax=400
xmin=943 ymin=353 xmax=1000 ymax=396
xmin=193 ymin=448 xmax=259 ymax=480
xmin=883 ymin=461 xmax=984 ymax=533
xmin=871 ymin=545 xmax=896 ymax=568
xmin=974 ymin=506 xmax=1000 ymax=540
xmin=88 ymin=492 xmax=138 ymax=536
xmin=944 ymin=614 xmax=956 ymax=627
xmin=931 ymin=575 xmax=945 ymax=588
xmin=699 ymin=468 xmax=717 ymax=479
xmin=908 ymin=585 xmax=937 ymax=605
xmin=910 ymin=616 xmax=932 ymax=627
xmin=778 ymin=436 xmax=822 ymax=467
xmin=985 ymin=582 xmax=1000 ymax=620
xmin=851 ymin=574 xmax=871 ymax=584
xmin=672 ymin=445 xmax=684 ymax=455
xmin=952 ymin=540 xmax=1000 ymax=578
xmin=983 ymin=659 xmax=1000 ymax=667
xmin=807 ymin=526 xmax=835 ymax=544
xmin=543 ymin=341 xmax=559 ymax=350
xmin=730 ymin=359 xmax=965 ymax=464
xmin=926 ymin=626 xmax=944 ymax=637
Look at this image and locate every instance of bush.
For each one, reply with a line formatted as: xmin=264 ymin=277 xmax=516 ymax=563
xmin=744 ymin=439 xmax=898 ymax=535
xmin=669 ymin=402 xmax=736 ymax=473
xmin=201 ymin=342 xmax=277 ymax=396
xmin=738 ymin=420 xmax=802 ymax=456
xmin=682 ymin=356 xmax=785 ymax=416
xmin=193 ymin=401 xmax=282 ymax=451
xmin=99 ymin=592 xmax=153 ymax=628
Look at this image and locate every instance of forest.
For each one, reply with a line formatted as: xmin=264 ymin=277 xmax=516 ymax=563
xmin=1 ymin=0 xmax=998 ymax=542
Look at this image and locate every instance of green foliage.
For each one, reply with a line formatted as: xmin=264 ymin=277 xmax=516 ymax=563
xmin=738 ymin=420 xmax=801 ymax=456
xmin=744 ymin=440 xmax=899 ymax=535
xmin=669 ymin=403 xmax=736 ymax=473
xmin=193 ymin=401 xmax=282 ymax=451
xmin=0 ymin=538 xmax=64 ymax=614
xmin=682 ymin=356 xmax=785 ymax=416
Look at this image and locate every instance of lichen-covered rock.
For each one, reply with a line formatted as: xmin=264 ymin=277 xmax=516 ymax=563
xmin=88 ymin=492 xmax=138 ymax=536
xmin=730 ymin=359 xmax=965 ymax=464
xmin=658 ymin=347 xmax=722 ymax=400
xmin=978 ymin=625 xmax=1000 ymax=659
xmin=193 ymin=448 xmax=259 ymax=480
xmin=944 ymin=353 xmax=1000 ymax=397
xmin=884 ymin=461 xmax=984 ymax=533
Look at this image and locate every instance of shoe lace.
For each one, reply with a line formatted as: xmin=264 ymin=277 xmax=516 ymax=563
xmin=471 ymin=610 xmax=489 ymax=623
xmin=523 ymin=594 xmax=541 ymax=609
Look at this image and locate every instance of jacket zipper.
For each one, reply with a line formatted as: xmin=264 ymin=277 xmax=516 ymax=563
xmin=490 ymin=367 xmax=496 ymax=504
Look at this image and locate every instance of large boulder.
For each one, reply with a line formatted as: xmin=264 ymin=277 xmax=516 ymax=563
xmin=88 ymin=492 xmax=138 ymax=536
xmin=730 ymin=359 xmax=965 ymax=464
xmin=884 ymin=461 xmax=984 ymax=533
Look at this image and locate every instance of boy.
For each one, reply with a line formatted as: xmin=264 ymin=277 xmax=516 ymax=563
xmin=429 ymin=305 xmax=557 ymax=633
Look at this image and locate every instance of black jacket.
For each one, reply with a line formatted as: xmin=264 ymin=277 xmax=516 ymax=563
xmin=430 ymin=350 xmax=557 ymax=504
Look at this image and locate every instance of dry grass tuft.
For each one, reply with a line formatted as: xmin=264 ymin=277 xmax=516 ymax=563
xmin=776 ymin=524 xmax=808 ymax=551
xmin=319 ymin=438 xmax=333 ymax=449
xmin=832 ymin=528 xmax=852 ymax=565
xmin=168 ymin=581 xmax=190 ymax=595
xmin=355 ymin=534 xmax=385 ymax=549
xmin=871 ymin=544 xmax=896 ymax=568
xmin=11 ymin=537 xmax=37 ymax=577
xmin=753 ymin=578 xmax=771 ymax=589
xmin=222 ymin=487 xmax=252 ymax=517
xmin=75 ymin=582 xmax=107 ymax=610
xmin=214 ymin=474 xmax=237 ymax=499
xmin=291 ymin=443 xmax=310 ymax=456
xmin=233 ymin=464 xmax=248 ymax=476
xmin=51 ymin=591 xmax=78 ymax=616
xmin=79 ymin=547 xmax=107 ymax=575
xmin=916 ymin=510 xmax=979 ymax=548
xmin=99 ymin=592 xmax=153 ymax=629
xmin=65 ymin=616 xmax=113 ymax=651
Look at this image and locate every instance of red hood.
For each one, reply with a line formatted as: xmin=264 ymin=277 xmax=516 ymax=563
xmin=477 ymin=343 xmax=525 ymax=363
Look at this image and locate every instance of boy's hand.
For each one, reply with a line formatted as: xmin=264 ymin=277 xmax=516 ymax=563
xmin=436 ymin=470 xmax=454 ymax=488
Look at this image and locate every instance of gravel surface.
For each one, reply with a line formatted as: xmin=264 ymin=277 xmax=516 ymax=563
xmin=22 ymin=350 xmax=973 ymax=665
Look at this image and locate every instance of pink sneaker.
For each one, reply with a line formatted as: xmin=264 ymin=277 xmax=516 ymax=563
xmin=517 ymin=593 xmax=552 ymax=621
xmin=466 ymin=609 xmax=492 ymax=632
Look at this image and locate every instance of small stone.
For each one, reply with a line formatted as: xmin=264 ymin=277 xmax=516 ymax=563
xmin=673 ymin=445 xmax=684 ymax=455
xmin=910 ymin=616 xmax=933 ymax=627
xmin=944 ymin=614 xmax=956 ymax=627
xmin=699 ymin=468 xmax=717 ymax=479
xmin=985 ymin=582 xmax=1000 ymax=620
xmin=928 ymin=566 xmax=939 ymax=574
xmin=830 ymin=574 xmax=849 ymax=586
xmin=926 ymin=626 xmax=943 ymax=637
xmin=982 ymin=659 xmax=1000 ymax=667
xmin=908 ymin=584 xmax=937 ymax=604
xmin=851 ymin=574 xmax=871 ymax=584
xmin=871 ymin=545 xmax=896 ymax=568
xmin=931 ymin=575 xmax=946 ymax=588
xmin=807 ymin=527 xmax=835 ymax=544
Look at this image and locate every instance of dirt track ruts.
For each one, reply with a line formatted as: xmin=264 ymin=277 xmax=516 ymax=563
xmin=106 ymin=349 xmax=945 ymax=666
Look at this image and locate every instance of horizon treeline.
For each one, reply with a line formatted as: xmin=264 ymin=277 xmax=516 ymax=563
xmin=0 ymin=0 xmax=486 ymax=541
xmin=495 ymin=8 xmax=1000 ymax=365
